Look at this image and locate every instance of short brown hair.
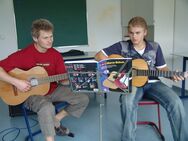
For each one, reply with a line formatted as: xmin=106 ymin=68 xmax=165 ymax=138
xmin=128 ymin=16 xmax=148 ymax=31
xmin=31 ymin=19 xmax=54 ymax=38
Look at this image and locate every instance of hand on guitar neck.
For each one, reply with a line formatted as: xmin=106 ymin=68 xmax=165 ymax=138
xmin=103 ymin=54 xmax=188 ymax=89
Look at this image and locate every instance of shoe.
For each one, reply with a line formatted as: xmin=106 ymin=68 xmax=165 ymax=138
xmin=55 ymin=125 xmax=75 ymax=137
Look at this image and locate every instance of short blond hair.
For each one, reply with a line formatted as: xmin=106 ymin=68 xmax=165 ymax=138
xmin=31 ymin=19 xmax=54 ymax=38
xmin=128 ymin=16 xmax=148 ymax=31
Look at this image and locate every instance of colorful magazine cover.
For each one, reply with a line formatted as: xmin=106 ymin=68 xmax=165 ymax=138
xmin=65 ymin=58 xmax=132 ymax=94
xmin=65 ymin=60 xmax=99 ymax=92
xmin=98 ymin=58 xmax=132 ymax=93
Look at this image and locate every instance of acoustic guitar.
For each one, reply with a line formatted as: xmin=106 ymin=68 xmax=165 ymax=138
xmin=103 ymin=54 xmax=188 ymax=89
xmin=0 ymin=66 xmax=68 ymax=105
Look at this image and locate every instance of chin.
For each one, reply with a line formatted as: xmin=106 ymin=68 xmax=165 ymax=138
xmin=132 ymin=41 xmax=138 ymax=45
xmin=46 ymin=46 xmax=52 ymax=49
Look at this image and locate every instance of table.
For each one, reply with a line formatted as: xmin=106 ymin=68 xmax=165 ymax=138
xmin=172 ymin=52 xmax=188 ymax=98
xmin=64 ymin=51 xmax=97 ymax=61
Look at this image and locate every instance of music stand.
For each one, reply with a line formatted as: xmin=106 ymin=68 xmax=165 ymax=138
xmin=65 ymin=58 xmax=132 ymax=141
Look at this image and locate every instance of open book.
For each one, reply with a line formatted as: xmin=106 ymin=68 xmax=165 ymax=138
xmin=65 ymin=58 xmax=132 ymax=94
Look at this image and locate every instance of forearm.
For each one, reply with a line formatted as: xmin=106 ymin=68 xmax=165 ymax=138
xmin=0 ymin=67 xmax=18 ymax=85
xmin=94 ymin=51 xmax=108 ymax=61
xmin=60 ymin=79 xmax=70 ymax=85
xmin=0 ymin=67 xmax=31 ymax=92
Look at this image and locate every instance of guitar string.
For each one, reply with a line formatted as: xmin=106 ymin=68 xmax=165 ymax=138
xmin=136 ymin=70 xmax=184 ymax=77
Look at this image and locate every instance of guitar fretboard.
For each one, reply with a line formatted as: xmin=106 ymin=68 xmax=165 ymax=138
xmin=37 ymin=73 xmax=68 ymax=84
xmin=135 ymin=70 xmax=184 ymax=77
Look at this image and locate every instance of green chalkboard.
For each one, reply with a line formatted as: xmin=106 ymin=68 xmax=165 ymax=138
xmin=13 ymin=0 xmax=88 ymax=49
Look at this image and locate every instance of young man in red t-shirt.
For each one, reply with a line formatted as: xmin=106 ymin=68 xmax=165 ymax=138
xmin=0 ymin=19 xmax=89 ymax=141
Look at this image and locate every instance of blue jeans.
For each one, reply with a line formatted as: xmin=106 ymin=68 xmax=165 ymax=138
xmin=119 ymin=81 xmax=188 ymax=141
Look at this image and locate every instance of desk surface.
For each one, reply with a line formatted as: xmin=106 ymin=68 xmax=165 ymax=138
xmin=172 ymin=52 xmax=188 ymax=58
xmin=63 ymin=51 xmax=97 ymax=61
xmin=172 ymin=52 xmax=188 ymax=98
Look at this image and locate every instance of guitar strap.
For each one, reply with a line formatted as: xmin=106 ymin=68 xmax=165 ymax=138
xmin=120 ymin=41 xmax=144 ymax=59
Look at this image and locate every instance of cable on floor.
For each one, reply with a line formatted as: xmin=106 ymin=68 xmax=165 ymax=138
xmin=0 ymin=117 xmax=38 ymax=141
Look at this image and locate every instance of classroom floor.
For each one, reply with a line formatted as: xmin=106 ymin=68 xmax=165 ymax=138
xmin=0 ymin=88 xmax=188 ymax=141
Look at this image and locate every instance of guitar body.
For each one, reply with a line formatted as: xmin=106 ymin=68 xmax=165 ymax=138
xmin=0 ymin=66 xmax=50 ymax=105
xmin=104 ymin=54 xmax=149 ymax=88
xmin=132 ymin=59 xmax=148 ymax=87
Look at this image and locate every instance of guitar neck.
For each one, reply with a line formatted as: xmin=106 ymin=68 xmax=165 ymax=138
xmin=135 ymin=70 xmax=185 ymax=78
xmin=37 ymin=73 xmax=68 ymax=84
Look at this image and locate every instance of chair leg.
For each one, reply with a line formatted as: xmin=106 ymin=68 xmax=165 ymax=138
xmin=22 ymin=104 xmax=34 ymax=141
xmin=22 ymin=104 xmax=41 ymax=141
xmin=138 ymin=101 xmax=165 ymax=141
xmin=104 ymin=93 xmax=107 ymax=99
xmin=157 ymin=103 xmax=161 ymax=131
xmin=156 ymin=103 xmax=164 ymax=141
xmin=137 ymin=121 xmax=165 ymax=141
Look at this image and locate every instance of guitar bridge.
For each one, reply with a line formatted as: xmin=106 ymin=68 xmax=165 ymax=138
xmin=12 ymin=85 xmax=18 ymax=96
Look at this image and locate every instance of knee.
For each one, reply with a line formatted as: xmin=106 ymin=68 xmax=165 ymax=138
xmin=173 ymin=98 xmax=183 ymax=109
xmin=38 ymin=101 xmax=55 ymax=115
xmin=167 ymin=98 xmax=185 ymax=115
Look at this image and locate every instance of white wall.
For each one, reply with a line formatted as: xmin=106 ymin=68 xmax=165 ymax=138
xmin=154 ymin=0 xmax=188 ymax=89
xmin=0 ymin=0 xmax=122 ymax=59
xmin=174 ymin=0 xmax=188 ymax=53
xmin=86 ymin=0 xmax=122 ymax=52
xmin=173 ymin=0 xmax=188 ymax=89
xmin=154 ymin=0 xmax=175 ymax=86
xmin=0 ymin=0 xmax=17 ymax=60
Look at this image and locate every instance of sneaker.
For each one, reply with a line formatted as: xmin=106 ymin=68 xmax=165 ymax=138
xmin=55 ymin=125 xmax=74 ymax=137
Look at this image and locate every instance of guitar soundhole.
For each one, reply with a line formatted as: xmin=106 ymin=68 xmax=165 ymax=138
xmin=113 ymin=74 xmax=118 ymax=79
xmin=132 ymin=69 xmax=136 ymax=76
xmin=30 ymin=78 xmax=39 ymax=86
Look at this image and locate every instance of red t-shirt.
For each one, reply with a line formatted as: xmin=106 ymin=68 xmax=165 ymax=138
xmin=0 ymin=43 xmax=67 ymax=95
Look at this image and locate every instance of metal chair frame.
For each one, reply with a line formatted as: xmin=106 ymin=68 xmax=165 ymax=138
xmin=138 ymin=100 xmax=165 ymax=141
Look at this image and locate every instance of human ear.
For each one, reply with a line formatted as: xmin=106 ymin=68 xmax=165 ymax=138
xmin=32 ymin=37 xmax=38 ymax=42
